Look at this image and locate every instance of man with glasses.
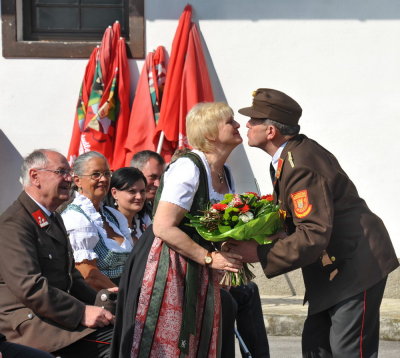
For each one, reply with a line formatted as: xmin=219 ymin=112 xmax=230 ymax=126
xmin=0 ymin=149 xmax=114 ymax=358
xmin=229 ymin=88 xmax=399 ymax=357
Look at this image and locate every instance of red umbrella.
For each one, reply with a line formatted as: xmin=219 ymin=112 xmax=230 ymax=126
xmin=67 ymin=22 xmax=129 ymax=166
xmin=110 ymin=35 xmax=132 ymax=170
xmin=123 ymin=46 xmax=167 ymax=165
xmin=154 ymin=5 xmax=214 ymax=162
xmin=67 ymin=46 xmax=99 ymax=164
xmin=177 ymin=22 xmax=214 ymax=147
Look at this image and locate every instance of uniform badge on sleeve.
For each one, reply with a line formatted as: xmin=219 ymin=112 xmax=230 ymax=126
xmin=290 ymin=190 xmax=312 ymax=218
xmin=32 ymin=209 xmax=49 ymax=228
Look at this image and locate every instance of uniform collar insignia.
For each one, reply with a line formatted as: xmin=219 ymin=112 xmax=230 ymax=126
xmin=31 ymin=209 xmax=49 ymax=228
xmin=276 ymin=158 xmax=284 ymax=180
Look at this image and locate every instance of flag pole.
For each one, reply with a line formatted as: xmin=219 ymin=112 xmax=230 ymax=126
xmin=156 ymin=131 xmax=165 ymax=154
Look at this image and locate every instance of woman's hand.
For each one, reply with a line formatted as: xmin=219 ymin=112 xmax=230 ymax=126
xmin=209 ymin=251 xmax=242 ymax=272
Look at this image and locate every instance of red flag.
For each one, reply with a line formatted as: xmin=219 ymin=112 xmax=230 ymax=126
xmin=123 ymin=46 xmax=167 ymax=166
xmin=110 ymin=37 xmax=131 ymax=170
xmin=154 ymin=5 xmax=214 ymax=162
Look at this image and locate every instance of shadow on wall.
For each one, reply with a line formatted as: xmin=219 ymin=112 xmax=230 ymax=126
xmin=0 ymin=130 xmax=23 ymax=214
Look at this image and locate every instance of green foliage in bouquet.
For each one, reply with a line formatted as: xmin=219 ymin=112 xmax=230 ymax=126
xmin=186 ymin=192 xmax=284 ymax=287
xmin=186 ymin=192 xmax=282 ymax=245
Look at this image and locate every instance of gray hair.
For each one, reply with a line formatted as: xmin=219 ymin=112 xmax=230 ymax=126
xmin=130 ymin=150 xmax=164 ymax=170
xmin=21 ymin=149 xmax=49 ymax=187
xmin=265 ymin=119 xmax=300 ymax=136
xmin=73 ymin=151 xmax=107 ymax=176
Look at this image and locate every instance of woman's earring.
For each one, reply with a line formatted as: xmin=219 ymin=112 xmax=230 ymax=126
xmin=114 ymin=199 xmax=118 ymax=207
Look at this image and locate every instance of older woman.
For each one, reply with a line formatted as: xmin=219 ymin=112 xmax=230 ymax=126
xmin=61 ymin=151 xmax=132 ymax=290
xmin=112 ymin=102 xmax=243 ymax=358
xmin=106 ymin=167 xmax=151 ymax=243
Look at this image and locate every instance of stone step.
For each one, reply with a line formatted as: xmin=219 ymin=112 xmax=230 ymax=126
xmin=261 ymin=295 xmax=400 ymax=341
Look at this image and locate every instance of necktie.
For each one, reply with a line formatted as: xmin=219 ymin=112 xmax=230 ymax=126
xmin=50 ymin=212 xmax=62 ymax=230
xmin=269 ymin=163 xmax=276 ymax=183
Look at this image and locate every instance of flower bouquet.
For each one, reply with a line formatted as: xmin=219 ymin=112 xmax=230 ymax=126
xmin=186 ymin=192 xmax=283 ymax=286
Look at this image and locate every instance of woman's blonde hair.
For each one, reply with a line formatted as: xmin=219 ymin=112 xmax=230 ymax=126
xmin=186 ymin=102 xmax=234 ymax=152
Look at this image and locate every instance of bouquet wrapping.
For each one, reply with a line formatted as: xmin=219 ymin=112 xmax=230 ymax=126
xmin=186 ymin=192 xmax=283 ymax=286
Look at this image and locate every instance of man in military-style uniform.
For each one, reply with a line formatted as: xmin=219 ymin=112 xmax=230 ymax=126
xmin=229 ymin=88 xmax=399 ymax=357
xmin=0 ymin=149 xmax=114 ymax=357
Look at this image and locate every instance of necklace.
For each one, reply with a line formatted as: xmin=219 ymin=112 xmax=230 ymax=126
xmin=217 ymin=171 xmax=224 ymax=184
xmin=205 ymin=154 xmax=224 ymax=184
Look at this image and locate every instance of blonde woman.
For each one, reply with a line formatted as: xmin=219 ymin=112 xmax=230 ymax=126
xmin=112 ymin=102 xmax=244 ymax=357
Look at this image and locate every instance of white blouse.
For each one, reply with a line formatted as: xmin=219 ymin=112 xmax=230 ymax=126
xmin=61 ymin=192 xmax=133 ymax=263
xmin=160 ymin=149 xmax=235 ymax=211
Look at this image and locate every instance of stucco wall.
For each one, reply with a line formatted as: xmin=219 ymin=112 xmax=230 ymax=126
xmin=1 ymin=0 xmax=399 ymax=256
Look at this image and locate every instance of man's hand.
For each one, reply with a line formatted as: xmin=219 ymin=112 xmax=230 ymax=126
xmin=226 ymin=239 xmax=260 ymax=263
xmin=81 ymin=305 xmax=114 ymax=328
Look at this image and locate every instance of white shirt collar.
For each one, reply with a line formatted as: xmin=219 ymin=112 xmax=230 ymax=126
xmin=271 ymin=141 xmax=288 ymax=170
xmin=26 ymin=192 xmax=52 ymax=217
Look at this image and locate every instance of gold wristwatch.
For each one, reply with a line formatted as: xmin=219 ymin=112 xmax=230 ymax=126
xmin=204 ymin=251 xmax=213 ymax=265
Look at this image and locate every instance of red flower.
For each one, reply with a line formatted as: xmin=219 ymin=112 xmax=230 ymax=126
xmin=245 ymin=192 xmax=260 ymax=198
xmin=240 ymin=204 xmax=250 ymax=213
xmin=212 ymin=203 xmax=228 ymax=211
xmin=261 ymin=194 xmax=274 ymax=201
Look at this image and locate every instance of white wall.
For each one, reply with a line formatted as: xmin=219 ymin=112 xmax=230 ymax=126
xmin=1 ymin=0 xmax=399 ymax=255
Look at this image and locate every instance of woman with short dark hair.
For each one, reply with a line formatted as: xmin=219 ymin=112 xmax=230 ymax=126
xmin=106 ymin=167 xmax=151 ymax=243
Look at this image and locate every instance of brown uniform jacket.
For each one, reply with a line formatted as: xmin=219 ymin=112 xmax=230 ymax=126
xmin=258 ymin=134 xmax=399 ymax=314
xmin=0 ymin=191 xmax=96 ymax=352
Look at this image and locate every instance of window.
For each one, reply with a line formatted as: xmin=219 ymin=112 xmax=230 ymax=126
xmin=2 ymin=0 xmax=144 ymax=58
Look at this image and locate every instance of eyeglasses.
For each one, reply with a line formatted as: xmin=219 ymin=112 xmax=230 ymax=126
xmin=36 ymin=168 xmax=72 ymax=178
xmin=79 ymin=171 xmax=113 ymax=180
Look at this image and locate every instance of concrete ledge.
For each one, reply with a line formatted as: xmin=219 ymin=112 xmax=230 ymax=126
xmin=261 ymin=295 xmax=400 ymax=341
xmin=261 ymin=296 xmax=305 ymax=337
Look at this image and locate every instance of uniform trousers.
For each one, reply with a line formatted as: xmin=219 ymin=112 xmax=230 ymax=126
xmin=302 ymin=277 xmax=387 ymax=358
xmin=51 ymin=326 xmax=113 ymax=358
xmin=0 ymin=341 xmax=53 ymax=358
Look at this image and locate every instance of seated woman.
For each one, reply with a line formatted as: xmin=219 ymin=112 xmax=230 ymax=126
xmin=111 ymin=102 xmax=243 ymax=357
xmin=61 ymin=151 xmax=132 ymax=290
xmin=106 ymin=167 xmax=152 ymax=243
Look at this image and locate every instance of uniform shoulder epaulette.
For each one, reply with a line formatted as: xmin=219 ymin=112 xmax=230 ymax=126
xmin=288 ymin=151 xmax=295 ymax=168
